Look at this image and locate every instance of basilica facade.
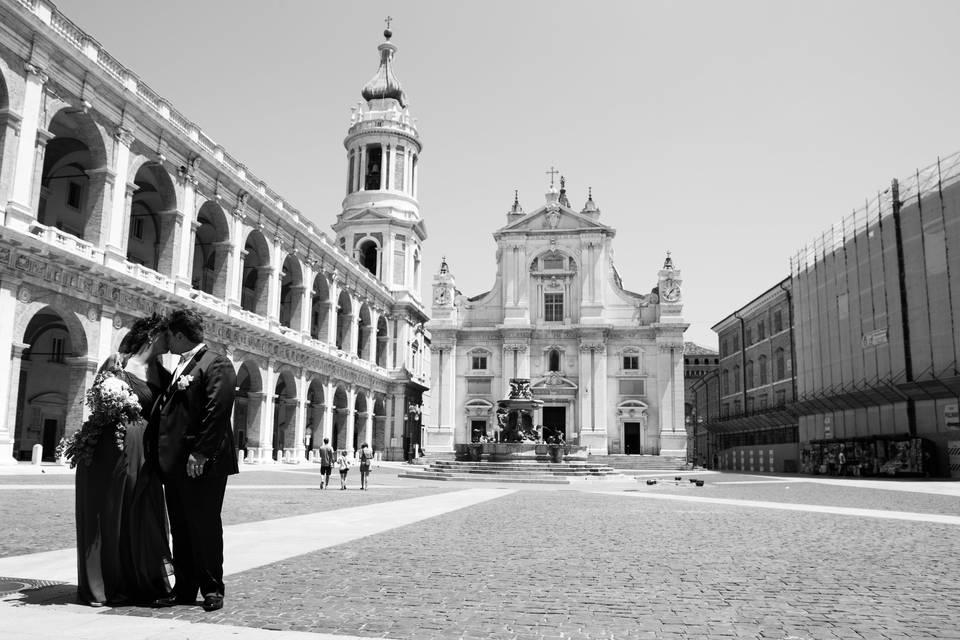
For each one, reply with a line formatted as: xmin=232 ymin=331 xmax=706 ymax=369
xmin=426 ymin=182 xmax=687 ymax=456
xmin=0 ymin=1 xmax=429 ymax=463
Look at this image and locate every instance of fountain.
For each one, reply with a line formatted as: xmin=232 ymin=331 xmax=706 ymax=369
xmin=460 ymin=379 xmax=588 ymax=463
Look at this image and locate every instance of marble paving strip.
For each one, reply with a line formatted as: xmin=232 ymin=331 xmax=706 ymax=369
xmin=0 ymin=488 xmax=516 ymax=584
xmin=606 ymin=490 xmax=960 ymax=525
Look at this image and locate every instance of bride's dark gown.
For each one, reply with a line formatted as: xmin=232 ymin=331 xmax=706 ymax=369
xmin=75 ymin=370 xmax=173 ymax=605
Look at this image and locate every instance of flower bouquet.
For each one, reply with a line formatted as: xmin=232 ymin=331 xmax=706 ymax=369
xmin=63 ymin=365 xmax=142 ymax=468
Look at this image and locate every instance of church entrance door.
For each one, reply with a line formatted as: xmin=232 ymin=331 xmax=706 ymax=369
xmin=542 ymin=406 xmax=566 ymax=442
xmin=624 ymin=422 xmax=641 ymax=455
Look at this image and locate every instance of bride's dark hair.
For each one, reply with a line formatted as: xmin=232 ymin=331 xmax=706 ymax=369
xmin=118 ymin=313 xmax=167 ymax=355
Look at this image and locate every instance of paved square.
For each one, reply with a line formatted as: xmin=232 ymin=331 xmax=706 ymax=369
xmin=1 ymin=464 xmax=959 ymax=639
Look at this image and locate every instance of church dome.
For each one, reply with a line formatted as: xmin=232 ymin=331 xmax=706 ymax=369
xmin=361 ymin=29 xmax=407 ymax=107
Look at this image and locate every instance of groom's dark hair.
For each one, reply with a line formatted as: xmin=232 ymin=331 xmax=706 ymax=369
xmin=168 ymin=308 xmax=204 ymax=343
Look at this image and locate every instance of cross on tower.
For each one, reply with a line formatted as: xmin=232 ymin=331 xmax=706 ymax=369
xmin=545 ymin=166 xmax=559 ymax=188
xmin=384 ymin=15 xmax=393 ymax=29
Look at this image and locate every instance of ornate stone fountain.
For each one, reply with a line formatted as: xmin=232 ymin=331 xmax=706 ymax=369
xmin=460 ymin=379 xmax=588 ymax=462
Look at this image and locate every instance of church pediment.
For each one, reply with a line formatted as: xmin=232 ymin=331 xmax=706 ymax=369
xmin=499 ymin=206 xmax=609 ymax=233
xmin=530 ymin=372 xmax=578 ymax=391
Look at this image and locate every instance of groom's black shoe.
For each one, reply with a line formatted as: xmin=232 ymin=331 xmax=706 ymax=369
xmin=151 ymin=594 xmax=196 ymax=608
xmin=202 ymin=594 xmax=224 ymax=612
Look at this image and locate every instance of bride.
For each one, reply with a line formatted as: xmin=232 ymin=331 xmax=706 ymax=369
xmin=71 ymin=313 xmax=174 ymax=606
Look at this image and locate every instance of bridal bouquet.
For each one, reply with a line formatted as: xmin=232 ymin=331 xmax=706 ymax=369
xmin=63 ymin=365 xmax=142 ymax=468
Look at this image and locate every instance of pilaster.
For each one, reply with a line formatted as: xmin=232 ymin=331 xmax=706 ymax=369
xmin=5 ymin=62 xmax=48 ymax=231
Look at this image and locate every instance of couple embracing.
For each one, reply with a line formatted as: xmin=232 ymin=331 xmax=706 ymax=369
xmin=70 ymin=308 xmax=237 ymax=612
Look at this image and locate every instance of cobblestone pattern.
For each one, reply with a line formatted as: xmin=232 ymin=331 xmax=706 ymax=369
xmin=0 ymin=484 xmax=453 ymax=556
xmin=108 ymin=490 xmax=960 ymax=640
xmin=625 ymin=478 xmax=960 ymax=515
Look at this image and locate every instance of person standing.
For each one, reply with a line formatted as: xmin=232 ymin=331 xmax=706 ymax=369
xmin=358 ymin=443 xmax=372 ymax=490
xmin=151 ymin=309 xmax=237 ymax=612
xmin=336 ymin=449 xmax=351 ymax=490
xmin=318 ymin=437 xmax=335 ymax=489
xmin=72 ymin=314 xmax=173 ymax=606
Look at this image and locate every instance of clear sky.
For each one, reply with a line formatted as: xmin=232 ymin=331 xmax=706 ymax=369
xmin=52 ymin=0 xmax=960 ymax=348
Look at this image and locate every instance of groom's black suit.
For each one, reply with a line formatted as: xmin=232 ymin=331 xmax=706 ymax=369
xmin=152 ymin=345 xmax=238 ymax=602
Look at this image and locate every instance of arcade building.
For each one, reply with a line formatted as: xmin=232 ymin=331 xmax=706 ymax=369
xmin=0 ymin=1 xmax=430 ymax=462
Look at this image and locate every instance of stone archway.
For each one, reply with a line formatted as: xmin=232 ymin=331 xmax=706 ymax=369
xmin=331 ymin=385 xmax=349 ymax=452
xmin=235 ymin=359 xmax=263 ymax=462
xmin=128 ymin=161 xmax=177 ymax=275
xmin=272 ymin=370 xmax=297 ymax=461
xmin=279 ymin=254 xmax=303 ymax=330
xmin=39 ymin=109 xmax=109 ymax=243
xmin=192 ymin=201 xmax=230 ymax=297
xmin=13 ymin=305 xmax=89 ymax=461
xmin=241 ymin=229 xmax=271 ymax=315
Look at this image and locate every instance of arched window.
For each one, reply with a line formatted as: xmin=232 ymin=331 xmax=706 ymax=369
xmin=775 ymin=348 xmax=786 ymax=380
xmin=758 ymin=355 xmax=768 ymax=385
xmin=733 ymin=365 xmax=741 ymax=392
xmin=358 ymin=240 xmax=378 ymax=276
xmin=548 ymin=349 xmax=561 ymax=372
xmin=722 ymin=369 xmax=730 ymax=395
xmin=745 ymin=360 xmax=754 ymax=389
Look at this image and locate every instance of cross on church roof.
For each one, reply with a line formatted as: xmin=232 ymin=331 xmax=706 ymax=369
xmin=384 ymin=15 xmax=393 ymax=29
xmin=545 ymin=166 xmax=558 ymax=188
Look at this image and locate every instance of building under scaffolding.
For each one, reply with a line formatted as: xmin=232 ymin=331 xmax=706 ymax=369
xmin=701 ymin=151 xmax=960 ymax=476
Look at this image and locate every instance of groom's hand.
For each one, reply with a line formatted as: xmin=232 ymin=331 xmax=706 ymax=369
xmin=187 ymin=452 xmax=207 ymax=478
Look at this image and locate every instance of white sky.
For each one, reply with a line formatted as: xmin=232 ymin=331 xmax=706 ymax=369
xmin=52 ymin=0 xmax=960 ymax=347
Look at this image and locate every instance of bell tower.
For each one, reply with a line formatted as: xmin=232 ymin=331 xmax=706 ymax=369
xmin=333 ymin=21 xmax=426 ymax=301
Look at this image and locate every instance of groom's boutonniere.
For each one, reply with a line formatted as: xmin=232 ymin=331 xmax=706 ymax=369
xmin=176 ymin=374 xmax=195 ymax=391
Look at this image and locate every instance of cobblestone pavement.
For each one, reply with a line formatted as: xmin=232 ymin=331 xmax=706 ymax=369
xmin=0 ymin=466 xmax=451 ymax=556
xmin=619 ymin=475 xmax=960 ymax=515
xmin=2 ymin=470 xmax=959 ymax=639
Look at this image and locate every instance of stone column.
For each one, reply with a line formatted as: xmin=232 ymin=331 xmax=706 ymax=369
xmin=293 ymin=369 xmax=308 ymax=461
xmin=103 ymin=126 xmax=135 ymax=267
xmin=321 ymin=381 xmax=335 ymax=442
xmin=326 ymin=278 xmax=341 ymax=345
xmin=578 ymin=342 xmax=608 ymax=453
xmin=244 ymin=391 xmax=264 ymax=463
xmin=367 ymin=308 xmax=380 ymax=364
xmin=363 ymin=394 xmax=375 ymax=448
xmin=344 ymin=386 xmax=357 ymax=455
xmin=259 ymin=362 xmax=277 ymax=462
xmin=299 ymin=262 xmax=315 ymax=336
xmin=380 ymin=144 xmax=388 ymax=190
xmin=0 ymin=109 xmax=23 ymax=212
xmin=0 ymin=338 xmax=28 ymax=465
xmin=359 ymin=146 xmax=368 ymax=191
xmin=226 ymin=207 xmax=247 ymax=306
xmin=174 ymin=166 xmax=199 ymax=291
xmin=657 ymin=340 xmax=686 ymax=457
xmin=5 ymin=63 xmax=48 ymax=231
xmin=267 ymin=240 xmax=283 ymax=325
xmin=27 ymin=128 xmax=53 ymax=222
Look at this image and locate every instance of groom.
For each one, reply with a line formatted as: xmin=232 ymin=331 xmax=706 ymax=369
xmin=152 ymin=308 xmax=238 ymax=611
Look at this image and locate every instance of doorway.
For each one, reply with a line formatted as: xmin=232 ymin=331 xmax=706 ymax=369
xmin=624 ymin=422 xmax=641 ymax=455
xmin=542 ymin=406 xmax=566 ymax=442
xmin=42 ymin=418 xmax=59 ymax=461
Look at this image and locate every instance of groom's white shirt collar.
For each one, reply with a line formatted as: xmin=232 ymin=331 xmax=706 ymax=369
xmin=173 ymin=342 xmax=205 ymax=380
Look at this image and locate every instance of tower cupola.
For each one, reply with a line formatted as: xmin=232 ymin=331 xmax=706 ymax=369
xmin=361 ymin=28 xmax=407 ymax=107
xmin=335 ymin=20 xmax=427 ymax=301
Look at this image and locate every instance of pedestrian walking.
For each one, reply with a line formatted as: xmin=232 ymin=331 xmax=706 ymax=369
xmin=358 ymin=443 xmax=372 ymax=490
xmin=318 ymin=437 xmax=335 ymax=489
xmin=336 ymin=449 xmax=351 ymax=489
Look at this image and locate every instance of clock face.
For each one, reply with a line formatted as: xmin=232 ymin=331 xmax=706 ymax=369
xmin=433 ymin=287 xmax=450 ymax=305
xmin=662 ymin=279 xmax=681 ymax=302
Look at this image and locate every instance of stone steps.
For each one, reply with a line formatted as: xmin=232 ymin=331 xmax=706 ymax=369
xmin=591 ymin=455 xmax=688 ymax=471
xmin=398 ymin=459 xmax=622 ymax=484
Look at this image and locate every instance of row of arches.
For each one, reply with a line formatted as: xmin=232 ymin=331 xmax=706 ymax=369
xmin=8 ymin=304 xmax=393 ymax=461
xmin=2 ymin=96 xmax=392 ymax=365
